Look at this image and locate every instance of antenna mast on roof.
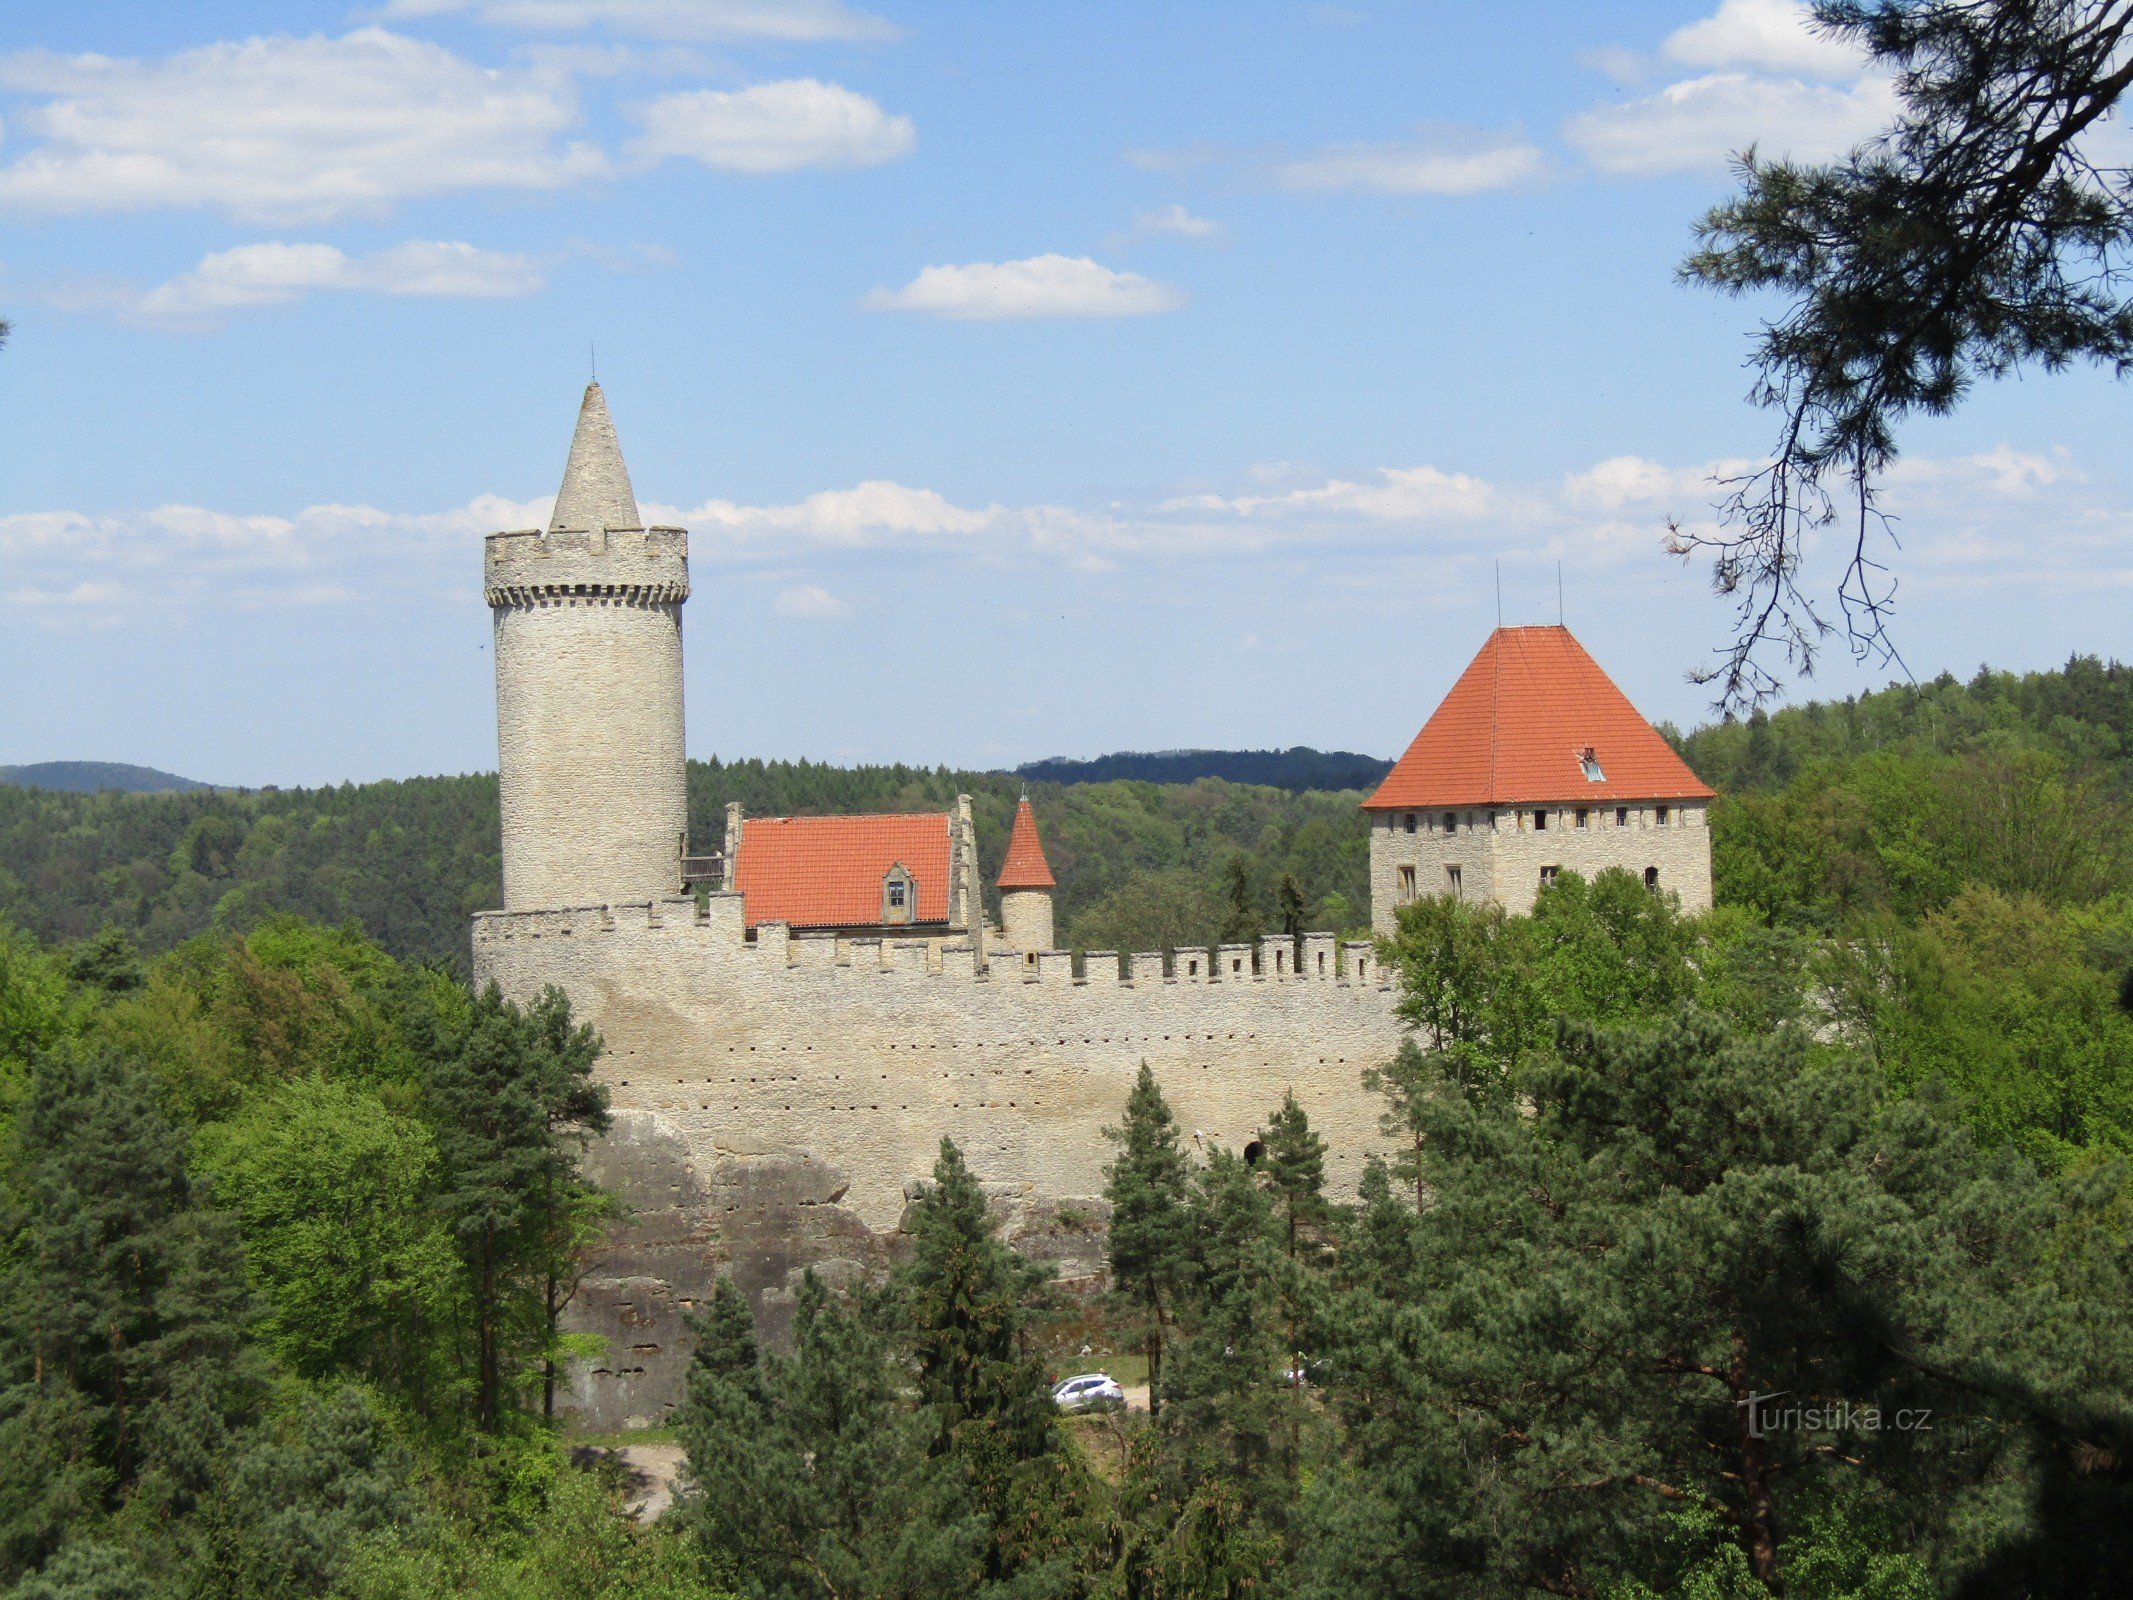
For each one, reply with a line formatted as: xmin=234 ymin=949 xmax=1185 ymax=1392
xmin=1495 ymin=560 xmax=1502 ymax=629
xmin=590 ymin=341 xmax=596 ymax=381
xmin=1557 ymin=561 xmax=1564 ymax=626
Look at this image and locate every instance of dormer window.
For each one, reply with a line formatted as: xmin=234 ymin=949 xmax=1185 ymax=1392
xmin=881 ymin=863 xmax=917 ymax=925
xmin=1579 ymin=746 xmax=1606 ymax=782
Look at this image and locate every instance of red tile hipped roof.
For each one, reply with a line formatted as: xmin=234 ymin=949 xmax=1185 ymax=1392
xmin=731 ymin=812 xmax=953 ymax=929
xmin=1364 ymin=625 xmax=1714 ymax=811
xmin=997 ymin=797 xmax=1056 ymax=890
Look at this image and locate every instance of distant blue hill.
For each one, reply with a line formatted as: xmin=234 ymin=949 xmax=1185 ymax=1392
xmin=1015 ymin=747 xmax=1392 ymax=793
xmin=0 ymin=761 xmax=210 ymax=794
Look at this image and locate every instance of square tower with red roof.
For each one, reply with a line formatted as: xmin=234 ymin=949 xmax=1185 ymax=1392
xmin=1362 ymin=625 xmax=1714 ymax=926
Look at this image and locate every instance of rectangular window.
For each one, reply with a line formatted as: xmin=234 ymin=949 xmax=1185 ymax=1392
xmin=1396 ymin=865 xmax=1417 ymax=905
xmin=1533 ymin=809 xmax=1548 ymax=831
xmin=1656 ymin=805 xmax=1671 ymax=825
xmin=1575 ymin=808 xmax=1589 ymax=830
xmin=1540 ymin=866 xmax=1559 ymax=889
xmin=1445 ymin=864 xmax=1462 ymax=898
xmin=1404 ymin=811 xmax=1417 ymax=835
xmin=1616 ymin=806 xmax=1628 ymax=828
xmin=888 ymin=882 xmax=907 ymax=909
xmin=1443 ymin=811 xmax=1457 ymax=834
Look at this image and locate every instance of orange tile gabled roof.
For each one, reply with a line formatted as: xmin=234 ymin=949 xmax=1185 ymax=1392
xmin=1363 ymin=625 xmax=1714 ymax=811
xmin=996 ymin=797 xmax=1056 ymax=891
xmin=731 ymin=812 xmax=953 ymax=929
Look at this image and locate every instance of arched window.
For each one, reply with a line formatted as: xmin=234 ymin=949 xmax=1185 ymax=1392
xmin=1645 ymin=866 xmax=1660 ymax=891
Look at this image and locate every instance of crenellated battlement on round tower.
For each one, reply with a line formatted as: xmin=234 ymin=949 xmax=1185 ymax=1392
xmin=483 ymin=526 xmax=690 ymax=607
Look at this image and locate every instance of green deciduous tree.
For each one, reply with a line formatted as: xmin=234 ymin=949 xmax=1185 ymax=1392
xmin=194 ymin=1078 xmax=463 ymax=1406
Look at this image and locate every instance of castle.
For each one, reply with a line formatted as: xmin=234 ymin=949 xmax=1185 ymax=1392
xmin=471 ymin=384 xmax=1714 ymax=1430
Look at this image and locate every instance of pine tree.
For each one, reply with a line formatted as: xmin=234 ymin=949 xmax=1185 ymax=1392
xmin=418 ymin=983 xmax=608 ymax=1431
xmin=1103 ymin=1063 xmax=1194 ymax=1418
xmin=674 ymin=1272 xmax=983 ymax=1600
xmin=0 ymin=1047 xmax=261 ymax=1584
xmin=1315 ymin=1011 xmax=2133 ymax=1596
xmin=900 ymin=1140 xmax=1052 ymax=1442
xmin=1259 ymin=1091 xmax=1328 ymax=1261
xmin=898 ymin=1139 xmax=1093 ymax=1588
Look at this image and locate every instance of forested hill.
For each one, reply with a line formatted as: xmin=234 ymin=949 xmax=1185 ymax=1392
xmin=4 ymin=655 xmax=2125 ymax=970
xmin=1016 ymin=747 xmax=1392 ymax=791
xmin=0 ymin=760 xmax=1373 ymax=971
xmin=0 ymin=760 xmax=210 ymax=793
xmin=1676 ymin=655 xmax=2133 ymax=792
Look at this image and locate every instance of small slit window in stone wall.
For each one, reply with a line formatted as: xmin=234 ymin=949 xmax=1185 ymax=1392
xmin=1446 ymin=864 xmax=1462 ymax=898
xmin=1533 ymin=809 xmax=1548 ymax=831
xmin=1403 ymin=811 xmax=1417 ymax=834
xmin=1443 ymin=811 xmax=1457 ymax=833
xmin=1645 ymin=866 xmax=1660 ymax=891
xmin=1396 ymin=865 xmax=1416 ymax=905
xmin=1656 ymin=805 xmax=1671 ymax=825
xmin=1540 ymin=866 xmax=1559 ymax=889
xmin=1576 ymin=807 xmax=1589 ymax=830
xmin=1616 ymin=806 xmax=1629 ymax=827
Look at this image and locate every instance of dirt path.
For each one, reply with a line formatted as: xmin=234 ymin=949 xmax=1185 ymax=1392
xmin=614 ymin=1444 xmax=685 ymax=1522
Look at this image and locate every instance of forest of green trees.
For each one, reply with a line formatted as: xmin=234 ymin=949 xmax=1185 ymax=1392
xmin=2 ymin=654 xmax=2131 ymax=1597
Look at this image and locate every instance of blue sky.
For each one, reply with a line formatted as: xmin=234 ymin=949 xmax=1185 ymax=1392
xmin=2 ymin=0 xmax=2127 ymax=787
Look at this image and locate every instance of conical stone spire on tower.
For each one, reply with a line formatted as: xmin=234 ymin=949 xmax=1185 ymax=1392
xmin=484 ymin=384 xmax=690 ymax=913
xmin=550 ymin=381 xmax=642 ymax=533
xmin=997 ymin=795 xmax=1057 ymax=955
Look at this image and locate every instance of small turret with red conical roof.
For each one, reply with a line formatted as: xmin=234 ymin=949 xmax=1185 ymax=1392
xmin=997 ymin=794 xmax=1056 ymax=953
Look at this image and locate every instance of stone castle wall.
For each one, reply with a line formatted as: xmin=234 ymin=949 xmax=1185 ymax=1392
xmin=488 ymin=527 xmax=690 ymax=912
xmin=472 ymin=894 xmax=1406 ymax=1430
xmin=1369 ymin=799 xmax=1713 ymax=926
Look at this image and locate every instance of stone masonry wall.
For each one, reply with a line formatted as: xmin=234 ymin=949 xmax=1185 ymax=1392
xmin=488 ymin=528 xmax=690 ymax=912
xmin=473 ymin=894 xmax=1405 ymax=1430
xmin=1370 ymin=800 xmax=1712 ymax=929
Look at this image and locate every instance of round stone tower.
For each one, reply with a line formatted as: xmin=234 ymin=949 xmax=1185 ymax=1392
xmin=997 ymin=795 xmax=1057 ymax=953
xmin=486 ymin=382 xmax=690 ymax=912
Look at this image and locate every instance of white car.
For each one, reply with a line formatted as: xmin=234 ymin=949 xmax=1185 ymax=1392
xmin=1051 ymin=1373 xmax=1126 ymax=1413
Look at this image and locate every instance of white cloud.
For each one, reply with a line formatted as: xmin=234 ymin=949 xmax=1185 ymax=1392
xmin=1566 ymin=70 xmax=1895 ymax=176
xmin=629 ymin=79 xmax=912 ymax=172
xmin=1130 ymin=203 xmax=1225 ymax=242
xmin=773 ymin=583 xmax=850 ymax=618
xmin=1663 ymin=0 xmax=1864 ymax=78
xmin=1273 ymin=125 xmax=1546 ymax=195
xmin=860 ymin=255 xmax=1185 ymax=321
xmin=1562 ymin=455 xmax=1738 ymax=511
xmin=681 ymin=481 xmax=1003 ymax=546
xmin=378 ymin=0 xmax=896 ymax=42
xmin=0 ymin=29 xmax=608 ymax=222
xmin=76 ymin=239 xmax=547 ymax=328
xmin=10 ymin=444 xmax=2116 ymax=625
xmin=1171 ymin=465 xmax=1502 ymax=522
